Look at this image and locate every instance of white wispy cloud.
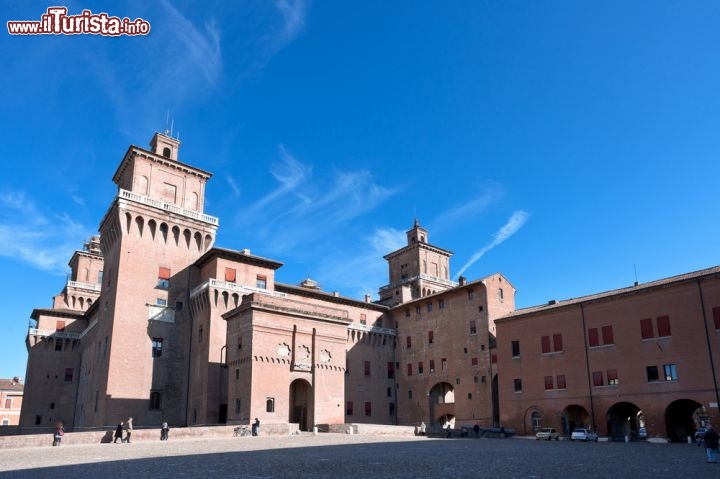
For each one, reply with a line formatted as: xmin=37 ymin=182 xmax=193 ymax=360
xmin=0 ymin=191 xmax=94 ymax=274
xmin=160 ymin=0 xmax=223 ymax=87
xmin=315 ymin=227 xmax=406 ymax=300
xmin=233 ymin=146 xmax=397 ymax=254
xmin=226 ymin=175 xmax=241 ymax=197
xmin=276 ymin=0 xmax=308 ymax=45
xmin=455 ymin=211 xmax=531 ymax=279
xmin=430 ymin=182 xmax=504 ymax=233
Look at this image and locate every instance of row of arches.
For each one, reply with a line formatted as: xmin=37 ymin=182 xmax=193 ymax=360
xmin=61 ymin=294 xmax=95 ymax=311
xmin=123 ymin=212 xmax=214 ymax=251
xmin=347 ymin=329 xmax=394 ymax=346
xmin=526 ymin=398 xmax=706 ymax=442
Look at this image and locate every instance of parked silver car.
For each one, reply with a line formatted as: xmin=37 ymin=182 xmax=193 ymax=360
xmin=571 ymin=428 xmax=598 ymax=442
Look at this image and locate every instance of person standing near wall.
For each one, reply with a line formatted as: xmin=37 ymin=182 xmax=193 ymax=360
xmin=703 ymin=426 xmax=719 ymax=463
xmin=125 ymin=417 xmax=133 ymax=444
xmin=52 ymin=421 xmax=64 ymax=446
xmin=114 ymin=421 xmax=124 ymax=443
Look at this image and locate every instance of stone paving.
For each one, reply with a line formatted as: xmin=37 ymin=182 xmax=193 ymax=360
xmin=0 ymin=434 xmax=717 ymax=479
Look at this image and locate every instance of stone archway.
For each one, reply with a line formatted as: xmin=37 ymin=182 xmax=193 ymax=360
xmin=606 ymin=402 xmax=641 ymax=440
xmin=289 ymin=379 xmax=313 ymax=431
xmin=665 ymin=399 xmax=703 ymax=443
xmin=561 ymin=404 xmax=590 ymax=436
xmin=429 ymin=382 xmax=455 ymax=424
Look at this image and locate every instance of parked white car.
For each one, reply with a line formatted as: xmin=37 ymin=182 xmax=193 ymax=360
xmin=535 ymin=428 xmax=560 ymax=440
xmin=571 ymin=428 xmax=598 ymax=442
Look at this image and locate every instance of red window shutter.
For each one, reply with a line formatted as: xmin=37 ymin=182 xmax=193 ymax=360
xmin=640 ymin=318 xmax=653 ymax=339
xmin=544 ymin=376 xmax=554 ymax=390
xmin=364 ymin=361 xmax=370 ymax=376
xmin=491 ymin=354 xmax=497 ymax=364
xmin=56 ymin=321 xmax=66 ymax=332
xmin=158 ymin=267 xmax=171 ymax=280
xmin=541 ymin=336 xmax=551 ymax=354
xmin=656 ymin=315 xmax=671 ymax=337
xmin=407 ymin=364 xmax=412 ymax=376
xmin=553 ymin=334 xmax=563 ymax=352
xmin=387 ymin=362 xmax=394 ymax=378
xmin=588 ymin=328 xmax=599 ymax=347
xmin=225 ymin=268 xmax=236 ymax=283
xmin=601 ymin=325 xmax=614 ymax=345
xmin=714 ymin=307 xmax=720 ymax=330
xmin=592 ymin=371 xmax=604 ymax=387
xmin=418 ymin=361 xmax=423 ymax=373
xmin=429 ymin=360 xmax=435 ymax=371
xmin=406 ymin=336 xmax=412 ymax=348
xmin=607 ymin=369 xmax=618 ymax=381
xmin=471 ymin=357 xmax=478 ymax=366
xmin=428 ymin=331 xmax=434 ymax=343
xmin=556 ymin=374 xmax=566 ymax=389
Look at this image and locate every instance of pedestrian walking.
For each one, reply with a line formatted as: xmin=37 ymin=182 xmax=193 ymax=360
xmin=252 ymin=418 xmax=260 ymax=436
xmin=114 ymin=421 xmax=124 ymax=443
xmin=703 ymin=426 xmax=719 ymax=463
xmin=161 ymin=421 xmax=169 ymax=441
xmin=52 ymin=421 xmax=64 ymax=446
xmin=125 ymin=417 xmax=133 ymax=443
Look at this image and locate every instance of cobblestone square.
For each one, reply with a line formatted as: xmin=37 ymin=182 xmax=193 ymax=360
xmin=0 ymin=435 xmax=717 ymax=479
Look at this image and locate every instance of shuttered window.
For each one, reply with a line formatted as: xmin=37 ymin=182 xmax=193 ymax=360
xmin=225 ymin=268 xmax=236 ymax=283
xmin=640 ymin=318 xmax=653 ymax=339
xmin=541 ymin=336 xmax=551 ymax=354
xmin=601 ymin=325 xmax=614 ymax=345
xmin=588 ymin=328 xmax=599 ymax=347
xmin=656 ymin=315 xmax=671 ymax=337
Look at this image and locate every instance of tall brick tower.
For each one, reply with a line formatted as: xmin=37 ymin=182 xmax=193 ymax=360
xmin=74 ymin=132 xmax=218 ymax=427
xmin=378 ymin=220 xmax=456 ymax=305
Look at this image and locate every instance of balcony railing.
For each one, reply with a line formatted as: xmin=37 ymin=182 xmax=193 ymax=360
xmin=119 ymin=189 xmax=219 ymax=226
xmin=148 ymin=305 xmax=175 ymax=323
xmin=67 ymin=280 xmax=102 ymax=292
xmin=347 ymin=322 xmax=397 ymax=336
xmin=190 ymin=279 xmax=287 ymax=299
xmin=379 ymin=274 xmax=458 ymax=291
xmin=28 ymin=328 xmax=81 ymax=340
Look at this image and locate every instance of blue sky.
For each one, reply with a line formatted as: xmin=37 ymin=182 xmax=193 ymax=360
xmin=1 ymin=1 xmax=719 ymax=379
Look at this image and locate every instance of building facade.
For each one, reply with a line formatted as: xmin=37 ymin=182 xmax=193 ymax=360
xmin=0 ymin=378 xmax=23 ymax=427
xmin=20 ymin=133 xmax=506 ymax=432
xmin=20 ymin=132 xmax=719 ymax=439
xmin=495 ymin=267 xmax=720 ymax=441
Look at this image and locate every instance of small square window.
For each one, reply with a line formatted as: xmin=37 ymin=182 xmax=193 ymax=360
xmin=513 ymin=378 xmax=522 ymax=392
xmin=152 ymin=338 xmax=163 ymax=358
xmin=256 ymin=275 xmax=267 ymax=289
xmin=663 ymin=363 xmax=677 ymax=381
xmin=646 ymin=366 xmax=659 ymax=382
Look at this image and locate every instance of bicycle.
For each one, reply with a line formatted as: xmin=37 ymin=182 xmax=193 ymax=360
xmin=233 ymin=425 xmax=251 ymax=437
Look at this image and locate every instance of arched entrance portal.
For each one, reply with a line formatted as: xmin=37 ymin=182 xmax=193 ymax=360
xmin=665 ymin=399 xmax=703 ymax=443
xmin=289 ymin=379 xmax=312 ymax=431
xmin=606 ymin=402 xmax=641 ymax=440
xmin=429 ymin=382 xmax=455 ymax=425
xmin=561 ymin=404 xmax=590 ymax=436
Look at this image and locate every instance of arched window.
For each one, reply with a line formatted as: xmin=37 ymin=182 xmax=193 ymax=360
xmin=162 ymin=147 xmax=171 ymax=158
xmin=531 ymin=411 xmax=541 ymax=431
xmin=266 ymin=398 xmax=275 ymax=413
